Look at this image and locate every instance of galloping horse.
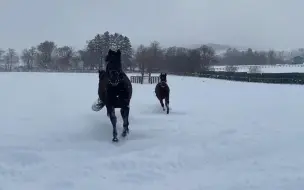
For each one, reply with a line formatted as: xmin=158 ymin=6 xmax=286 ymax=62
xmin=155 ymin=73 xmax=170 ymax=114
xmin=92 ymin=49 xmax=133 ymax=142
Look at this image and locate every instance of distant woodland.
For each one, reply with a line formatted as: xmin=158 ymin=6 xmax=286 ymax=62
xmin=1 ymin=31 xmax=303 ymax=73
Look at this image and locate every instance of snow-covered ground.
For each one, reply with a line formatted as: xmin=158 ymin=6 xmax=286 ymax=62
xmin=213 ymin=64 xmax=304 ymax=73
xmin=1 ymin=72 xmax=304 ymax=190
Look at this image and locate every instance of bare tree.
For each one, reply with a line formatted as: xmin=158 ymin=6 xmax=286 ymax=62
xmin=21 ymin=47 xmax=37 ymax=71
xmin=0 ymin=49 xmax=4 ymax=70
xmin=4 ymin=48 xmax=19 ymax=71
xmin=146 ymin=41 xmax=164 ymax=75
xmin=70 ymin=52 xmax=82 ymax=70
xmin=267 ymin=50 xmax=275 ymax=65
xmin=78 ymin=49 xmax=90 ymax=70
xmin=0 ymin=49 xmax=4 ymax=60
xmin=277 ymin=51 xmax=285 ymax=61
xmin=187 ymin=48 xmax=201 ymax=73
xmin=37 ymin=41 xmax=56 ymax=69
xmin=199 ymin=45 xmax=215 ymax=71
xmin=134 ymin=44 xmax=148 ymax=77
xmin=53 ymin=46 xmax=75 ymax=71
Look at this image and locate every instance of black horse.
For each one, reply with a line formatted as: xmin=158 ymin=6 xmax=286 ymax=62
xmin=155 ymin=73 xmax=170 ymax=114
xmin=94 ymin=49 xmax=133 ymax=142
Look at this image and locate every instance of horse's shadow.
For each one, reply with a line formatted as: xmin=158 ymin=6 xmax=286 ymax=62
xmin=84 ymin=113 xmax=151 ymax=142
xmin=89 ymin=119 xmax=114 ymax=142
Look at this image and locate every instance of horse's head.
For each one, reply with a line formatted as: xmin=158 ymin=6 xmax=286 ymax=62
xmin=159 ymin=73 xmax=167 ymax=83
xmin=105 ymin=49 xmax=123 ymax=86
xmin=159 ymin=73 xmax=167 ymax=87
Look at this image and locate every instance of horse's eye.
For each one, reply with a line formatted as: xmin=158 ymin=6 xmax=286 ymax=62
xmin=109 ymin=70 xmax=118 ymax=77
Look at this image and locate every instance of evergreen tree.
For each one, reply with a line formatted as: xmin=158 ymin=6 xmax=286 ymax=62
xmin=120 ymin=36 xmax=133 ymax=70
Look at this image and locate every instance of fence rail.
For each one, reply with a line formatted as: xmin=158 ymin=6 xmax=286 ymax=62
xmin=130 ymin=76 xmax=160 ymax=84
xmin=182 ymin=71 xmax=304 ymax=85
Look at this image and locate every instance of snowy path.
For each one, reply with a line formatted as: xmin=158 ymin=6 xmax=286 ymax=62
xmin=0 ymin=72 xmax=304 ymax=190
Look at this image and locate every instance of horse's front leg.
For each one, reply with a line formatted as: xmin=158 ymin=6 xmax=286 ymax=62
xmin=107 ymin=106 xmax=118 ymax=142
xmin=120 ymin=105 xmax=130 ymax=137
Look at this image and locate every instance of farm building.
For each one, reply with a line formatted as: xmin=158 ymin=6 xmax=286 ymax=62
xmin=292 ymin=56 xmax=304 ymax=64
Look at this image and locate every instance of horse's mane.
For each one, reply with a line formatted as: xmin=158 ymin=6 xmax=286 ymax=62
xmin=98 ymin=70 xmax=106 ymax=80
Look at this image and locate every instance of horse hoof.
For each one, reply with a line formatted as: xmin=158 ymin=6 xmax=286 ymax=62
xmin=167 ymin=110 xmax=169 ymax=114
xmin=121 ymin=132 xmax=128 ymax=137
xmin=112 ymin=137 xmax=119 ymax=142
xmin=121 ymin=129 xmax=129 ymax=137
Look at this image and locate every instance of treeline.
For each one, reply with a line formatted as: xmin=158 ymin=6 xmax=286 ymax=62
xmin=0 ymin=31 xmax=298 ymax=73
xmin=218 ymin=48 xmax=287 ymax=66
xmin=0 ymin=31 xmax=133 ymax=72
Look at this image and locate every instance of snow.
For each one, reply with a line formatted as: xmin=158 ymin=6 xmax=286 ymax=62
xmin=1 ymin=72 xmax=304 ymax=190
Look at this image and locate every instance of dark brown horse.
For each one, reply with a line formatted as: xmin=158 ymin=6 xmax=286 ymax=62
xmin=92 ymin=49 xmax=133 ymax=142
xmin=155 ymin=73 xmax=170 ymax=114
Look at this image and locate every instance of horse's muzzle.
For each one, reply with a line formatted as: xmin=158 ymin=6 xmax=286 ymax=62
xmin=108 ymin=70 xmax=122 ymax=86
xmin=109 ymin=79 xmax=120 ymax=86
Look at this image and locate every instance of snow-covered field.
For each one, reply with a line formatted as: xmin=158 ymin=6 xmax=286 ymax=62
xmin=213 ymin=64 xmax=304 ymax=73
xmin=1 ymin=72 xmax=304 ymax=190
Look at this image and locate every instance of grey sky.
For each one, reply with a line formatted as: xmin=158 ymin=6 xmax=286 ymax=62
xmin=0 ymin=0 xmax=303 ymax=52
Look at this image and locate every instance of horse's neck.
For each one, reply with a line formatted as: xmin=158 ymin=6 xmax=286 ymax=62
xmin=158 ymin=81 xmax=167 ymax=89
xmin=106 ymin=62 xmax=122 ymax=72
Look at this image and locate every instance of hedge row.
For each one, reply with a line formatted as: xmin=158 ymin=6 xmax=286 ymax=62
xmin=173 ymin=71 xmax=304 ymax=84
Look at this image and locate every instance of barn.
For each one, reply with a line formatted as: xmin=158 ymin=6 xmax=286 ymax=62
xmin=292 ymin=56 xmax=304 ymax=64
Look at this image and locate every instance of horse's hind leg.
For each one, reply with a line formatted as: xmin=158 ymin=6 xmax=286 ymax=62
xmin=159 ymin=98 xmax=165 ymax=111
xmin=120 ymin=105 xmax=130 ymax=137
xmin=165 ymin=96 xmax=169 ymax=114
xmin=107 ymin=106 xmax=118 ymax=142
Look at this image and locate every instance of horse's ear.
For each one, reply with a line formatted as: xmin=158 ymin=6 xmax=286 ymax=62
xmin=165 ymin=73 xmax=167 ymax=76
xmin=116 ymin=49 xmax=121 ymax=55
xmin=108 ymin=49 xmax=113 ymax=55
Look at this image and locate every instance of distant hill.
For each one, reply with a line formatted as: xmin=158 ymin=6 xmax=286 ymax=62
xmin=191 ymin=43 xmax=232 ymax=51
xmin=188 ymin=43 xmax=251 ymax=53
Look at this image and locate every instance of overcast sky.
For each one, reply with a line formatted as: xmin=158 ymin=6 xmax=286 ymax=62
xmin=0 ymin=0 xmax=303 ymax=52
